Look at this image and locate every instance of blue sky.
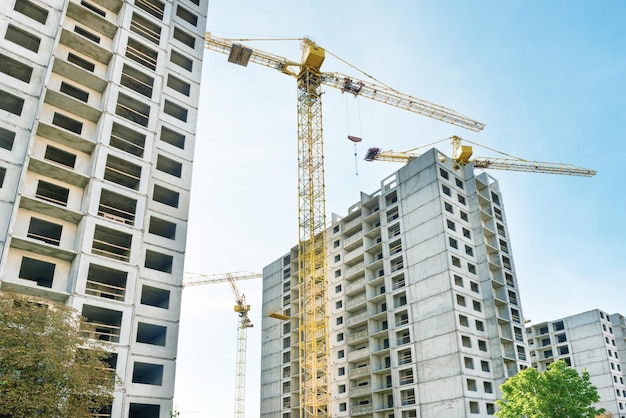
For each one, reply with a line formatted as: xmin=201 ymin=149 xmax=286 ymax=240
xmin=174 ymin=1 xmax=626 ymax=416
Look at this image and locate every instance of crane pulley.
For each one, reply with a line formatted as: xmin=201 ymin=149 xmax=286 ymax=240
xmin=365 ymin=135 xmax=597 ymax=177
xmin=204 ymin=32 xmax=485 ymax=418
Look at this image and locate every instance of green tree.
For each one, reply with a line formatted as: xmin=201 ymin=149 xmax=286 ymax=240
xmin=496 ymin=360 xmax=605 ymax=418
xmin=0 ymin=292 xmax=116 ymax=417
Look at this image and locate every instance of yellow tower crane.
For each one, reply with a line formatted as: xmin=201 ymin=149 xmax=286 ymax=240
xmin=364 ymin=135 xmax=597 ymax=177
xmin=183 ymin=272 xmax=262 ymax=418
xmin=204 ymin=33 xmax=485 ymax=417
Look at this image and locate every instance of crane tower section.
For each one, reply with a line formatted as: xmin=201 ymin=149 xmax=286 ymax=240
xmin=297 ymin=40 xmax=330 ymax=417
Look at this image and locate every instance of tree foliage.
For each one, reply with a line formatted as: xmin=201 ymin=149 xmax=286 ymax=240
xmin=0 ymin=292 xmax=116 ymax=417
xmin=496 ymin=360 xmax=605 ymax=418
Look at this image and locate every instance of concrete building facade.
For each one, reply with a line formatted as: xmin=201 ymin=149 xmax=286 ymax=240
xmin=526 ymin=310 xmax=626 ymax=417
xmin=261 ymin=149 xmax=531 ymax=418
xmin=0 ymin=0 xmax=207 ymax=416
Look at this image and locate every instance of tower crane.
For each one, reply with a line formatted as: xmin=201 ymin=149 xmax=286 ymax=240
xmin=204 ymin=33 xmax=485 ymax=417
xmin=182 ymin=272 xmax=262 ymax=418
xmin=364 ymin=135 xmax=597 ymax=177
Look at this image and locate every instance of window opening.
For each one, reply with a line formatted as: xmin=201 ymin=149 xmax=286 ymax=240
xmin=44 ymin=145 xmax=76 ymax=168
xmin=27 ymin=217 xmax=62 ymax=246
xmin=110 ymin=122 xmax=146 ymax=157
xmin=160 ymin=126 xmax=185 ymax=149
xmin=130 ymin=13 xmax=161 ymax=45
xmin=14 ymin=0 xmax=49 ymax=24
xmin=0 ymin=53 xmax=33 ymax=83
xmin=5 ymin=24 xmax=41 ymax=52
xmin=19 ymin=257 xmax=55 ymax=287
xmin=67 ymin=52 xmax=95 ymax=72
xmin=120 ymin=64 xmax=154 ymax=98
xmin=60 ymin=81 xmax=89 ymax=102
xmin=0 ymin=90 xmax=25 ymax=115
xmin=166 ymin=74 xmax=191 ymax=96
xmin=0 ymin=127 xmax=16 ymax=150
xmin=36 ymin=180 xmax=69 ymax=206
xmin=74 ymin=26 xmax=101 ymax=44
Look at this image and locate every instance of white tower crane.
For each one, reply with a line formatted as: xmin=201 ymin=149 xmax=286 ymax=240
xmin=183 ymin=272 xmax=261 ymax=418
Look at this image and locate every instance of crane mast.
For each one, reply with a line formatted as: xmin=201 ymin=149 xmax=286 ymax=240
xmin=230 ymin=278 xmax=253 ymax=418
xmin=297 ymin=40 xmax=330 ymax=417
xmin=204 ymin=33 xmax=484 ymax=418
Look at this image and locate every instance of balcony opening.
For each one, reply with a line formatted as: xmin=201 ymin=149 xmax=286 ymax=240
xmin=109 ymin=122 xmax=145 ymax=157
xmin=173 ymin=27 xmax=195 ymax=49
xmin=0 ymin=53 xmax=33 ymax=83
xmin=163 ymin=100 xmax=188 ymax=122
xmin=92 ymin=225 xmax=132 ymax=262
xmin=14 ymin=0 xmax=49 ymax=24
xmin=132 ymin=362 xmax=163 ymax=385
xmin=129 ymin=403 xmax=160 ymax=418
xmin=156 ymin=154 xmax=182 ymax=177
xmin=170 ymin=50 xmax=192 ymax=72
xmin=398 ymin=348 xmax=412 ymax=365
xmin=18 ymin=257 xmax=55 ymax=288
xmin=120 ymin=64 xmax=154 ymax=98
xmin=166 ymin=74 xmax=191 ymax=96
xmin=27 ymin=217 xmax=62 ymax=246
xmin=140 ymin=285 xmax=170 ymax=309
xmin=134 ymin=0 xmax=164 ymax=20
xmin=98 ymin=189 xmax=137 ymax=225
xmin=0 ymin=90 xmax=25 ymax=116
xmin=399 ymin=368 xmax=414 ymax=385
xmin=152 ymin=184 xmax=179 ymax=208
xmin=36 ymin=180 xmax=69 ymax=206
xmin=148 ymin=217 xmax=176 ymax=239
xmin=5 ymin=24 xmax=41 ymax=53
xmin=136 ymin=322 xmax=167 ymax=346
xmin=160 ymin=125 xmax=185 ymax=149
xmin=0 ymin=127 xmax=16 ymax=150
xmin=85 ymin=263 xmax=127 ymax=301
xmin=59 ymin=81 xmax=89 ymax=102
xmin=52 ymin=112 xmax=83 ymax=134
xmin=81 ymin=304 xmax=122 ymax=343
xmin=176 ymin=6 xmax=198 ymax=26
xmin=144 ymin=250 xmax=173 ymax=273
xmin=67 ymin=52 xmax=95 ymax=72
xmin=104 ymin=154 xmax=141 ymax=190
xmin=115 ymin=93 xmax=150 ymax=127
xmin=44 ymin=145 xmax=76 ymax=168
xmin=130 ymin=13 xmax=161 ymax=45
xmin=125 ymin=38 xmax=158 ymax=71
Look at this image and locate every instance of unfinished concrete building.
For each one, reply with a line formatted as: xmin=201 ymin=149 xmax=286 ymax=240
xmin=0 ymin=0 xmax=207 ymax=416
xmin=526 ymin=310 xmax=626 ymax=417
xmin=261 ymin=149 xmax=531 ymax=417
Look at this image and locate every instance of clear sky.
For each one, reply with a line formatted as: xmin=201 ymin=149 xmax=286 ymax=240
xmin=173 ymin=1 xmax=626 ymax=416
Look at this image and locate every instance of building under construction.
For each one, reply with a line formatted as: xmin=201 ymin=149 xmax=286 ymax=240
xmin=526 ymin=309 xmax=626 ymax=416
xmin=0 ymin=0 xmax=208 ymax=416
xmin=261 ymin=148 xmax=532 ymax=417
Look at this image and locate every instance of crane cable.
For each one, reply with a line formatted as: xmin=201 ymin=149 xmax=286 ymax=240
xmin=460 ymin=138 xmax=529 ymax=161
